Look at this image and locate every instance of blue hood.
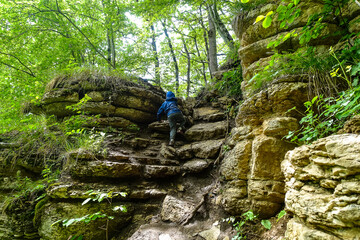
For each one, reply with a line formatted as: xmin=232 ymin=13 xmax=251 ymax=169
xmin=166 ymin=91 xmax=176 ymax=101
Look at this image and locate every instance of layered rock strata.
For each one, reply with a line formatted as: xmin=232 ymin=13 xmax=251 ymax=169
xmin=220 ymin=0 xmax=360 ymax=219
xmin=30 ymin=74 xmax=167 ymax=125
xmin=282 ymin=134 xmax=360 ymax=239
xmin=0 ymin=84 xmax=233 ymax=239
xmin=232 ymin=0 xmax=360 ymax=97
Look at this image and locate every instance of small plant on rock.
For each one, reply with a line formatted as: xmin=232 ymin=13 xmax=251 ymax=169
xmin=51 ymin=190 xmax=128 ymax=240
xmin=224 ymin=210 xmax=257 ymax=240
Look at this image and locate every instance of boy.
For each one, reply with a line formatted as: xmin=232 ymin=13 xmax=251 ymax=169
xmin=157 ymin=91 xmax=186 ymax=146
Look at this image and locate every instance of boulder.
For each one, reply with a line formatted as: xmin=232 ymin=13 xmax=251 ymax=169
xmin=282 ymin=134 xmax=360 ymax=239
xmin=176 ymin=139 xmax=224 ymax=160
xmin=160 ymin=195 xmax=196 ymax=223
xmin=248 ymin=180 xmax=285 ymax=204
xmin=236 ymin=82 xmax=308 ymax=125
xmin=198 ymin=226 xmax=221 ymax=240
xmin=95 ymin=117 xmax=136 ymax=128
xmin=30 ymin=74 xmax=165 ymax=124
xmin=220 ymin=139 xmax=252 ymax=180
xmin=221 ymin=180 xmax=248 ymax=214
xmin=128 ymin=224 xmax=190 ymax=240
xmin=191 ymin=139 xmax=224 ymax=159
xmin=160 ymin=143 xmax=177 ymax=159
xmin=181 ymin=159 xmax=210 ymax=173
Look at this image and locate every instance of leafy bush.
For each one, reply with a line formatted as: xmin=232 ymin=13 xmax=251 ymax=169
xmin=285 ymin=40 xmax=360 ymax=144
xmin=286 ymin=85 xmax=360 ymax=144
xmin=214 ymin=66 xmax=243 ymax=98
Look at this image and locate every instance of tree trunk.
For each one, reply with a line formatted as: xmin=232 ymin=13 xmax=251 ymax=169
xmin=199 ymin=4 xmax=211 ymax=80
xmin=162 ymin=21 xmax=179 ymax=94
xmin=208 ymin=2 xmax=235 ymax=52
xmin=110 ymin=24 xmax=116 ymax=67
xmin=106 ymin=28 xmax=111 ymax=65
xmin=150 ymin=24 xmax=160 ymax=86
xmin=103 ymin=0 xmax=116 ymax=69
xmin=207 ymin=4 xmax=218 ymax=76
xmin=182 ymin=38 xmax=191 ymax=97
xmin=193 ymin=36 xmax=207 ymax=86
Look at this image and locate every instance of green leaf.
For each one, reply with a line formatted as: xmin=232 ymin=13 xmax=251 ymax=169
xmin=255 ymin=15 xmax=265 ymax=23
xmin=241 ymin=0 xmax=250 ymax=3
xmin=119 ymin=192 xmax=127 ymax=197
xmin=262 ymin=15 xmax=273 ymax=29
xmin=51 ymin=219 xmax=62 ymax=227
xmin=261 ymin=219 xmax=272 ymax=230
xmin=266 ymin=11 xmax=274 ymax=16
xmin=98 ymin=193 xmax=108 ymax=202
xmin=293 ymin=0 xmax=300 ymax=5
xmin=63 ymin=218 xmax=76 ymax=227
xmin=82 ymin=198 xmax=92 ymax=205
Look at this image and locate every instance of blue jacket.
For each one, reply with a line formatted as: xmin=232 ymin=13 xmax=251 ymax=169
xmin=157 ymin=91 xmax=181 ymax=121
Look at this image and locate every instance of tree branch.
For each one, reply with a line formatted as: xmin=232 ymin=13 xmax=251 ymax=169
xmin=0 ymin=51 xmax=36 ymax=77
xmin=0 ymin=61 xmax=36 ymax=77
xmin=53 ymin=4 xmax=116 ymax=69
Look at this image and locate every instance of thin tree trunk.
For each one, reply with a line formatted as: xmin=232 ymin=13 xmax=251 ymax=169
xmin=208 ymin=2 xmax=235 ymax=52
xmin=207 ymin=4 xmax=218 ymax=76
xmin=103 ymin=0 xmax=115 ymax=69
xmin=106 ymin=28 xmax=111 ymax=64
xmin=199 ymin=5 xmax=211 ymax=79
xmin=182 ymin=38 xmax=191 ymax=97
xmin=162 ymin=21 xmax=179 ymax=94
xmin=193 ymin=36 xmax=207 ymax=86
xmin=110 ymin=25 xmax=116 ymax=67
xmin=150 ymin=24 xmax=160 ymax=86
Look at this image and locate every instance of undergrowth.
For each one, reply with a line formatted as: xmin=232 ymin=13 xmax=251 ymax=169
xmin=214 ymin=66 xmax=243 ymax=98
xmin=285 ymin=39 xmax=360 ymax=144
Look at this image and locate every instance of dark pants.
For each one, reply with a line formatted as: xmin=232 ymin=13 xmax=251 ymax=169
xmin=168 ymin=112 xmax=186 ymax=141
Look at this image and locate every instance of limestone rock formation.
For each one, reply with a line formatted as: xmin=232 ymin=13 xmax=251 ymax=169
xmin=220 ymin=87 xmax=301 ymax=218
xmin=282 ymin=134 xmax=360 ymax=239
xmin=220 ymin=0 xmax=360 ymax=221
xmin=232 ymin=0 xmax=360 ymax=97
xmin=160 ymin=195 xmax=196 ymax=223
xmin=0 ymin=82 xmax=234 ymax=239
xmin=30 ymin=74 xmax=166 ymax=125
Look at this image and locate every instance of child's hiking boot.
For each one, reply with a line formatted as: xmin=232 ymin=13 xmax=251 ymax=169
xmin=177 ymin=127 xmax=185 ymax=135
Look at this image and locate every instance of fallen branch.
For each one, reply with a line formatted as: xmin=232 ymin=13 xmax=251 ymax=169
xmin=180 ymin=186 xmax=213 ymax=225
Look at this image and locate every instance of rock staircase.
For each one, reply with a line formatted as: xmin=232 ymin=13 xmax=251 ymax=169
xmin=40 ymin=97 xmax=234 ymax=240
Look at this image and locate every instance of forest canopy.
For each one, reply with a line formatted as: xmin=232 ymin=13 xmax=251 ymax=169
xmin=0 ymin=0 xmax=240 ymax=133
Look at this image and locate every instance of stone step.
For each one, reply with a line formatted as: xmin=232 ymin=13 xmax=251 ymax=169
xmin=70 ymin=160 xmax=181 ymax=179
xmin=47 ymin=181 xmax=168 ymax=200
xmin=129 ymin=155 xmax=180 ymax=166
xmin=193 ymin=107 xmax=225 ymax=122
xmin=185 ymin=121 xmax=228 ymax=141
xmin=173 ymin=139 xmax=225 ymax=160
xmin=108 ymin=151 xmax=179 ymax=166
xmin=123 ymin=137 xmax=163 ymax=149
